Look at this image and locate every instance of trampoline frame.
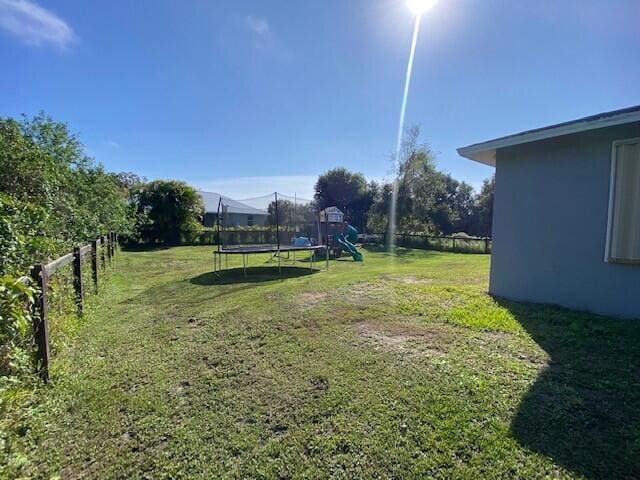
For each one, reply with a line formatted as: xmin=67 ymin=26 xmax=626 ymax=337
xmin=213 ymin=193 xmax=330 ymax=278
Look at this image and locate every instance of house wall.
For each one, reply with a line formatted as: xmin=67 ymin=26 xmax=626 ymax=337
xmin=491 ymin=122 xmax=640 ymax=319
xmin=202 ymin=213 xmax=266 ymax=227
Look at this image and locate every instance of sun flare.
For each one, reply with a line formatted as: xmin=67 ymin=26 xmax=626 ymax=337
xmin=406 ymin=0 xmax=438 ymax=15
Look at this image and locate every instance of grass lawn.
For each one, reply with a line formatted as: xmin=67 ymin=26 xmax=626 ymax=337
xmin=5 ymin=246 xmax=640 ymax=479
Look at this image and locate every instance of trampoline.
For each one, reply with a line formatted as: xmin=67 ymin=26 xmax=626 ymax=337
xmin=212 ymin=192 xmax=330 ymax=277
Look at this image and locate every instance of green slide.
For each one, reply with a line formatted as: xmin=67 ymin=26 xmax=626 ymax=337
xmin=338 ymin=223 xmax=363 ymax=262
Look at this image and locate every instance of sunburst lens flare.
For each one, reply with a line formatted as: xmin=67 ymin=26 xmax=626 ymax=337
xmin=406 ymin=0 xmax=438 ymax=15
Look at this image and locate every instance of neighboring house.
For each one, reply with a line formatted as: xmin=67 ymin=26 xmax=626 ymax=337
xmin=458 ymin=106 xmax=640 ymax=319
xmin=198 ymin=191 xmax=267 ymax=227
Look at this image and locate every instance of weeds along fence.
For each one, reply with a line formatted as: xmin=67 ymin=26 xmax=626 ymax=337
xmin=362 ymin=233 xmax=492 ymax=254
xmin=27 ymin=232 xmax=118 ymax=382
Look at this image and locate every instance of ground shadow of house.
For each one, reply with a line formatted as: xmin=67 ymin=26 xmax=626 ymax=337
xmin=501 ymin=299 xmax=640 ymax=478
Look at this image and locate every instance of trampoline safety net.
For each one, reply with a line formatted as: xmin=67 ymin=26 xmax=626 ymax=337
xmin=216 ymin=192 xmax=325 ymax=250
xmin=212 ymin=192 xmax=330 ymax=276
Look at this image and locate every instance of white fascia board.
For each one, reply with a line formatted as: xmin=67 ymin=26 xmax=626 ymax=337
xmin=457 ymin=109 xmax=640 ymax=166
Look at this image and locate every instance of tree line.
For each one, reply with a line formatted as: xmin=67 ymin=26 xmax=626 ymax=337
xmin=0 ymin=114 xmax=208 ymax=278
xmin=313 ymin=127 xmax=493 ymax=237
xmin=241 ymin=128 xmax=494 ymax=238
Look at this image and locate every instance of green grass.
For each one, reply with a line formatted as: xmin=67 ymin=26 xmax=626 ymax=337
xmin=4 ymin=246 xmax=640 ymax=479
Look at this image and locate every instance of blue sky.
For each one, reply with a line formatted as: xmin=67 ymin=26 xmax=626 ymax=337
xmin=1 ymin=0 xmax=639 ymax=199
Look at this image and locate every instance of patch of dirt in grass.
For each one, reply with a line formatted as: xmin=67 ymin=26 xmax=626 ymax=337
xmin=347 ymin=283 xmax=392 ymax=306
xmin=300 ymin=292 xmax=327 ymax=305
xmin=354 ymin=322 xmax=453 ymax=357
xmin=383 ymin=275 xmax=434 ymax=285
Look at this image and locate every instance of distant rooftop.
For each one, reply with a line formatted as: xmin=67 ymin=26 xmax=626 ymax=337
xmin=198 ymin=191 xmax=267 ymax=215
xmin=458 ymin=105 xmax=640 ymax=166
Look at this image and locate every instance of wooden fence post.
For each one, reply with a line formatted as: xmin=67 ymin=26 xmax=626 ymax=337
xmin=100 ymin=236 xmax=106 ymax=270
xmin=452 ymin=237 xmax=456 ymax=252
xmin=91 ymin=239 xmax=99 ymax=292
xmin=73 ymin=246 xmax=83 ymax=316
xmin=106 ymin=234 xmax=113 ymax=265
xmin=30 ymin=264 xmax=50 ymax=382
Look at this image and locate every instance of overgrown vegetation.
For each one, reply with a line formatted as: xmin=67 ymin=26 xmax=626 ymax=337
xmin=0 ymin=114 xmax=136 ymax=276
xmin=0 ymin=113 xmax=138 ymax=392
xmin=3 ymin=246 xmax=638 ymax=479
xmin=0 ymin=276 xmax=35 ymax=383
xmin=0 ymin=113 xmax=207 ymax=384
xmin=0 ymin=114 xmax=205 ymax=466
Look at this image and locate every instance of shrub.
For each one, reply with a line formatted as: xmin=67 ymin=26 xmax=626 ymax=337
xmin=134 ymin=180 xmax=204 ymax=245
xmin=0 ymin=276 xmax=35 ymax=382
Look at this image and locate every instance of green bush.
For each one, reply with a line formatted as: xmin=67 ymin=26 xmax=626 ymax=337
xmin=133 ymin=180 xmax=204 ymax=245
xmin=0 ymin=113 xmax=136 ymax=275
xmin=0 ymin=276 xmax=35 ymax=383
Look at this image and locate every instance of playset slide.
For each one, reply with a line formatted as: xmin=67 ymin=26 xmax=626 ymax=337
xmin=337 ymin=223 xmax=363 ymax=262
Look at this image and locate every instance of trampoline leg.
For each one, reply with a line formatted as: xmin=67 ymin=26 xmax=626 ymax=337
xmin=278 ymin=251 xmax=281 ymax=273
xmin=310 ymin=251 xmax=313 ymax=271
xmin=243 ymin=253 xmax=247 ymax=278
xmin=225 ymin=253 xmax=228 ymax=269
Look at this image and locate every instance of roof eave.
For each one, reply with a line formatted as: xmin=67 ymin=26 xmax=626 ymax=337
xmin=456 ymin=146 xmax=496 ymax=166
xmin=457 ymin=107 xmax=640 ymax=167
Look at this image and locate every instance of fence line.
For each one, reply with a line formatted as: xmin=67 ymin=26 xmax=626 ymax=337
xmin=189 ymin=229 xmax=491 ymax=254
xmin=28 ymin=232 xmax=118 ymax=382
xmin=360 ymin=233 xmax=491 ymax=254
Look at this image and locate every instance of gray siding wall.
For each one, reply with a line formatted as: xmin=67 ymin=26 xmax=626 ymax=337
xmin=491 ymin=123 xmax=640 ymax=319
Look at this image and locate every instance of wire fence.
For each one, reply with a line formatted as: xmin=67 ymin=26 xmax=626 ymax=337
xmin=188 ymin=229 xmax=491 ymax=254
xmin=361 ymin=233 xmax=491 ymax=254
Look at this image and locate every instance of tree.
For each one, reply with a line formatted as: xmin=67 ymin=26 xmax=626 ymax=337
xmin=366 ymin=127 xmax=483 ymax=236
xmin=314 ymin=168 xmax=372 ymax=230
xmin=0 ymin=113 xmax=135 ymax=274
xmin=135 ymin=180 xmax=204 ymax=245
xmin=266 ymin=199 xmax=293 ymax=226
xmin=393 ymin=127 xmax=445 ymax=233
xmin=265 ymin=198 xmax=318 ymax=228
xmin=472 ymin=175 xmax=495 ymax=237
xmin=431 ymin=174 xmax=476 ymax=235
xmin=366 ymin=182 xmax=393 ymax=232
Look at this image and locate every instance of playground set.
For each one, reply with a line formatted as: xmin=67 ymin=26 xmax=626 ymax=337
xmin=319 ymin=206 xmax=363 ymax=262
xmin=212 ymin=193 xmax=363 ymax=277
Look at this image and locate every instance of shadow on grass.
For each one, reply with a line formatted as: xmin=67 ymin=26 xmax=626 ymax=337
xmin=501 ymin=299 xmax=640 ymax=479
xmin=190 ymin=266 xmax=319 ymax=285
